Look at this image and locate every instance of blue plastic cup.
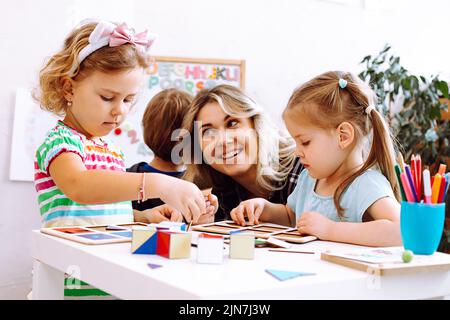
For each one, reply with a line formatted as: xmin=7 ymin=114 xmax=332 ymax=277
xmin=400 ymin=201 xmax=445 ymax=255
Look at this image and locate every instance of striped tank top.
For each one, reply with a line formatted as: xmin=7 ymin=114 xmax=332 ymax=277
xmin=34 ymin=120 xmax=133 ymax=227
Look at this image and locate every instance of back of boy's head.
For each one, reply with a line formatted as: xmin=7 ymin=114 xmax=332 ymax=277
xmin=35 ymin=21 xmax=153 ymax=116
xmin=285 ymin=71 xmax=400 ymax=216
xmin=142 ymin=89 xmax=193 ymax=162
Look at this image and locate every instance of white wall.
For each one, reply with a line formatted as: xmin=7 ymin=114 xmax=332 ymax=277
xmin=1 ymin=0 xmax=449 ymax=299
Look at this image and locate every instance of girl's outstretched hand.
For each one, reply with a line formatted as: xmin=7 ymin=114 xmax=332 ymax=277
xmin=195 ymin=191 xmax=219 ymax=225
xmin=296 ymin=211 xmax=335 ymax=240
xmin=157 ymin=176 xmax=206 ymax=223
xmin=230 ymin=198 xmax=267 ymax=226
xmin=138 ymin=204 xmax=183 ymax=223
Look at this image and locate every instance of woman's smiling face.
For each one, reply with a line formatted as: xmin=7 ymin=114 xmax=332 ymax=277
xmin=196 ymin=101 xmax=258 ymax=178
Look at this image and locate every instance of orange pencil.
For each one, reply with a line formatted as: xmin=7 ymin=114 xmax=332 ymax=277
xmin=431 ymin=174 xmax=442 ymax=204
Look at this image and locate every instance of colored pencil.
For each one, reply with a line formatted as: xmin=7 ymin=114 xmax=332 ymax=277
xmin=395 ymin=164 xmax=407 ymax=201
xmin=438 ymin=164 xmax=447 ymax=176
xmin=446 ymin=173 xmax=450 ymax=197
xmin=431 ymin=174 xmax=442 ymax=204
xmin=400 ymin=172 xmax=415 ymax=203
xmin=411 ymin=155 xmax=417 ymax=193
xmin=423 ymin=169 xmax=432 ymax=204
xmin=416 ymin=155 xmax=422 ymax=201
xmin=438 ymin=175 xmax=446 ymax=203
xmin=404 ymin=165 xmax=419 ymax=202
xmin=397 ymin=152 xmax=405 ymax=172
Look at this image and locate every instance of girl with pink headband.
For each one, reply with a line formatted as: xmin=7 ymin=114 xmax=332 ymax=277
xmin=33 ymin=21 xmax=214 ymax=297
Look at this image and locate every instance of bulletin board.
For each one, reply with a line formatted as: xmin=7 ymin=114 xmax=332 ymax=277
xmin=9 ymin=56 xmax=245 ymax=181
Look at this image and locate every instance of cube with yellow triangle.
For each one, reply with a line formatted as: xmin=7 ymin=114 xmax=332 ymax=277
xmin=131 ymin=226 xmax=158 ymax=254
xmin=156 ymin=230 xmax=192 ymax=259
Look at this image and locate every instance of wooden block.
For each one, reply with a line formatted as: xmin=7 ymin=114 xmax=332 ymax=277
xmin=229 ymin=232 xmax=255 ymax=259
xmin=131 ymin=226 xmax=158 ymax=254
xmin=197 ymin=233 xmax=224 ymax=264
xmin=156 ymin=231 xmax=191 ymax=259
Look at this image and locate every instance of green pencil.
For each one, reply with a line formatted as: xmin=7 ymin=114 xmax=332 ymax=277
xmin=395 ymin=164 xmax=407 ymax=201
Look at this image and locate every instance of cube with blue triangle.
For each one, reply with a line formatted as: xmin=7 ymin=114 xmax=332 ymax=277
xmin=131 ymin=226 xmax=158 ymax=254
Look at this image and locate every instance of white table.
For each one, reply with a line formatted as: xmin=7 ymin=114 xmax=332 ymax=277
xmin=31 ymin=230 xmax=450 ymax=300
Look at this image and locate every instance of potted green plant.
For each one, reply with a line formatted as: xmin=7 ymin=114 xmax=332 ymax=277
xmin=359 ymin=45 xmax=450 ymax=170
xmin=358 ymin=45 xmax=450 ymax=253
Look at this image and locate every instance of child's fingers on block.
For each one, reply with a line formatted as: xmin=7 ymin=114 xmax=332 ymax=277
xmin=254 ymin=205 xmax=264 ymax=224
xmin=234 ymin=205 xmax=246 ymax=226
xmin=189 ymin=199 xmax=203 ymax=223
xmin=230 ymin=208 xmax=238 ymax=223
xmin=171 ymin=211 xmax=183 ymax=222
xmin=245 ymin=203 xmax=255 ymax=225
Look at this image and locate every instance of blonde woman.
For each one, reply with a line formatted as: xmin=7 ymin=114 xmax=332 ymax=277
xmin=181 ymin=85 xmax=303 ymax=226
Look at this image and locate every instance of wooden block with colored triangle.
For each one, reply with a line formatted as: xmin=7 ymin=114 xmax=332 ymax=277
xmin=156 ymin=230 xmax=192 ymax=259
xmin=131 ymin=226 xmax=158 ymax=254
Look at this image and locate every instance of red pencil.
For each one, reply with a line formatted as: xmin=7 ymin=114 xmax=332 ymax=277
xmin=416 ymin=154 xmax=422 ymax=201
xmin=438 ymin=175 xmax=447 ymax=203
xmin=411 ymin=155 xmax=417 ymax=197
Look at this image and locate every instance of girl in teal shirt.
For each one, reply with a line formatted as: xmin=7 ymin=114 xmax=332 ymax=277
xmin=230 ymin=71 xmax=402 ymax=247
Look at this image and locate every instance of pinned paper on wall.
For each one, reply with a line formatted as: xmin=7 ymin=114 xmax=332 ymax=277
xmin=10 ymin=57 xmax=245 ymax=181
xmin=108 ymin=56 xmax=245 ymax=169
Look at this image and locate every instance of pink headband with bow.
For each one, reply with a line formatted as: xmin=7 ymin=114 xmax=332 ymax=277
xmin=68 ymin=21 xmax=157 ymax=76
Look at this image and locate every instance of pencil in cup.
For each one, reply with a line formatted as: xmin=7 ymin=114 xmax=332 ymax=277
xmin=395 ymin=164 xmax=407 ymax=202
xmin=423 ymin=169 xmax=432 ymax=204
xmin=404 ymin=165 xmax=419 ymax=202
xmin=400 ymin=172 xmax=415 ymax=203
xmin=431 ymin=174 xmax=442 ymax=204
xmin=416 ymin=155 xmax=422 ymax=201
xmin=438 ymin=174 xmax=447 ymax=203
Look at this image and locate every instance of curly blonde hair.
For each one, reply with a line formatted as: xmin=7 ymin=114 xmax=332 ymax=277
xmin=34 ymin=22 xmax=152 ymax=116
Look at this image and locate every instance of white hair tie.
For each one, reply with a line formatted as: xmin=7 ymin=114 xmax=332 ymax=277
xmin=365 ymin=105 xmax=375 ymax=115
